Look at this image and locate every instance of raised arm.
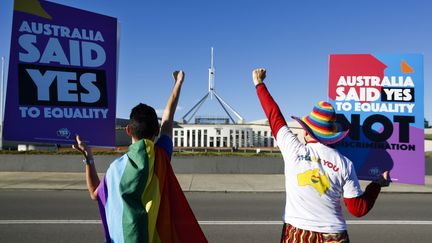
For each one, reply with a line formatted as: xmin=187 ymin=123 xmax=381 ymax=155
xmin=72 ymin=135 xmax=100 ymax=200
xmin=160 ymin=70 xmax=185 ymax=138
xmin=253 ymin=68 xmax=287 ymax=139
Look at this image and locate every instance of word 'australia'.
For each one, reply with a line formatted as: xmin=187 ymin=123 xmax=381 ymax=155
xmin=337 ymin=76 xmax=414 ymax=87
xmin=19 ymin=21 xmax=104 ymax=42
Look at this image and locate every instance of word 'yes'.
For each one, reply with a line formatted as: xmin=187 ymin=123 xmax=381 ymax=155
xmin=27 ymin=69 xmax=100 ymax=103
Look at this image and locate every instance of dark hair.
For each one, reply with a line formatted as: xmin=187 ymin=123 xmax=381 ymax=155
xmin=129 ymin=103 xmax=159 ymax=140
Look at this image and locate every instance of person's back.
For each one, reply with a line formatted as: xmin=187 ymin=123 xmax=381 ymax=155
xmin=278 ymin=129 xmax=362 ymax=232
xmin=99 ymin=135 xmax=176 ymax=242
xmin=251 ymin=68 xmax=390 ymax=243
xmin=73 ymin=71 xmax=208 ymax=243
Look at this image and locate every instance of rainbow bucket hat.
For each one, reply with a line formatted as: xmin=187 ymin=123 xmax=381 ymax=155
xmin=291 ymin=101 xmax=349 ymax=145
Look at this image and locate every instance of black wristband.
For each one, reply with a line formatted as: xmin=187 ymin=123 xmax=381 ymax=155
xmin=373 ymin=176 xmax=390 ymax=187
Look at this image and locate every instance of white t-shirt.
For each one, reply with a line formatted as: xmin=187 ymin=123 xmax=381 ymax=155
xmin=277 ymin=126 xmax=363 ymax=233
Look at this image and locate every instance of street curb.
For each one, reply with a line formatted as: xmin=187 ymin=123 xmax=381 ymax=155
xmin=0 ymin=172 xmax=431 ymax=193
xmin=0 ymin=188 xmax=431 ymax=194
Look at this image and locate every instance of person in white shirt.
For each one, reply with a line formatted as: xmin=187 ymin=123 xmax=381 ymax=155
xmin=252 ymin=68 xmax=390 ymax=243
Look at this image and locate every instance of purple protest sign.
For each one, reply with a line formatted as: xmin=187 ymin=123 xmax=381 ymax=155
xmin=328 ymin=54 xmax=424 ymax=185
xmin=4 ymin=0 xmax=118 ymax=146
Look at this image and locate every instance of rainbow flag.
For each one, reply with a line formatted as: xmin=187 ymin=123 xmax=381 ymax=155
xmin=97 ymin=138 xmax=208 ymax=243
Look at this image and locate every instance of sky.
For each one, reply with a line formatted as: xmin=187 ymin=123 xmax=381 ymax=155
xmin=0 ymin=0 xmax=431 ymax=124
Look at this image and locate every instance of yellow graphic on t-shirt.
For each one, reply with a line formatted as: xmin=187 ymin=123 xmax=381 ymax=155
xmin=297 ymin=169 xmax=330 ymax=196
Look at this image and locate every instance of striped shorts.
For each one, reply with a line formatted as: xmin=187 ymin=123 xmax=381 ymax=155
xmin=280 ymin=223 xmax=350 ymax=243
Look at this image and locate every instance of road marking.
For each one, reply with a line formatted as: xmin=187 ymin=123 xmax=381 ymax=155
xmin=0 ymin=220 xmax=432 ymax=225
xmin=199 ymin=220 xmax=432 ymax=225
xmin=347 ymin=220 xmax=432 ymax=225
xmin=0 ymin=220 xmax=101 ymax=224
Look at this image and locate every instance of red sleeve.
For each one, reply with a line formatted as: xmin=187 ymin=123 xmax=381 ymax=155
xmin=344 ymin=182 xmax=381 ymax=217
xmin=256 ymin=83 xmax=287 ymax=139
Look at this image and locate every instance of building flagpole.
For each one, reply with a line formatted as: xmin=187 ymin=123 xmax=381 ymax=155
xmin=182 ymin=48 xmax=244 ymax=124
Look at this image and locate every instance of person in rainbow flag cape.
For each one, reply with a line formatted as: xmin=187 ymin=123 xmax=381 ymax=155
xmin=251 ymin=68 xmax=391 ymax=243
xmin=73 ymin=71 xmax=208 ymax=243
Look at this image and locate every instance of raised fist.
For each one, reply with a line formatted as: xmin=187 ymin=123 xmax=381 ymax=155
xmin=173 ymin=70 xmax=185 ymax=84
xmin=252 ymin=68 xmax=266 ymax=86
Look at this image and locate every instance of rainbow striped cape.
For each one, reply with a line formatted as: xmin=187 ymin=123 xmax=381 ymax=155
xmin=97 ymin=138 xmax=208 ymax=243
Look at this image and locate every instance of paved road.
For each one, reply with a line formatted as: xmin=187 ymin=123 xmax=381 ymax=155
xmin=0 ymin=191 xmax=431 ymax=242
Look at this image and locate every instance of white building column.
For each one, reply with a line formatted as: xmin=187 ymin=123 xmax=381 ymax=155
xmin=194 ymin=129 xmax=197 ymax=147
xmin=188 ymin=129 xmax=193 ymax=147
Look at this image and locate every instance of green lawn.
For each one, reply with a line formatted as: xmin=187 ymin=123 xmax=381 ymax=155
xmin=173 ymin=151 xmax=282 ymax=157
xmin=0 ymin=149 xmax=282 ymax=157
xmin=0 ymin=149 xmax=123 ymax=155
xmin=1 ymin=149 xmax=431 ymax=159
xmin=425 ymin=134 xmax=432 ymax=140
